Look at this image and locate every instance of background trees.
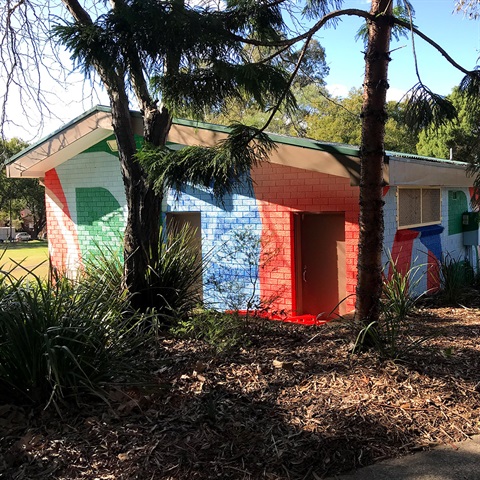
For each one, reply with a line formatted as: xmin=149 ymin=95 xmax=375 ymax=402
xmin=417 ymin=87 xmax=480 ymax=162
xmin=0 ymin=139 xmax=46 ymax=238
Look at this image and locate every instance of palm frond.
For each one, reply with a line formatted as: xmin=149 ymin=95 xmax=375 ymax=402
xmin=403 ymin=83 xmax=457 ymax=133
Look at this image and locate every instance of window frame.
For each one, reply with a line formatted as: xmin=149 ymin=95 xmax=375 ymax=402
xmin=397 ymin=186 xmax=442 ymax=229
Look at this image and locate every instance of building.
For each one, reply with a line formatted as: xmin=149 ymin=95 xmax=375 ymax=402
xmin=6 ymin=106 xmax=476 ymax=320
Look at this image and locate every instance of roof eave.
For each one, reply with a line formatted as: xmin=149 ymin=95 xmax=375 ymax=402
xmin=6 ymin=106 xmax=142 ymax=178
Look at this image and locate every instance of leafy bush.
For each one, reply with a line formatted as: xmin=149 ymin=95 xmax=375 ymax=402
xmin=172 ymin=309 xmax=246 ymax=354
xmin=0 ymin=269 xmax=151 ymax=408
xmin=354 ymin=254 xmax=425 ymax=359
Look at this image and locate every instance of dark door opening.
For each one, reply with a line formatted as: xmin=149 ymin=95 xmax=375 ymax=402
xmin=166 ymin=212 xmax=203 ymax=298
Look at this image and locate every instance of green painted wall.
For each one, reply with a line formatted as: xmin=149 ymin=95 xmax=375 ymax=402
xmin=448 ymin=190 xmax=468 ymax=235
xmin=76 ymin=187 xmax=125 ymax=261
xmin=83 ymin=134 xmax=144 ymax=156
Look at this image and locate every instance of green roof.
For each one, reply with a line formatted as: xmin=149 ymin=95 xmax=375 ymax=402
xmin=4 ymin=105 xmax=470 ymax=168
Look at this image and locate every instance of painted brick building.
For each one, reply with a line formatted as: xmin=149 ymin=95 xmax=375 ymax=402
xmin=6 ymin=106 xmax=477 ymax=320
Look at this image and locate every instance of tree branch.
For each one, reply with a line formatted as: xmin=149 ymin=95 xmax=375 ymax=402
xmin=233 ymin=9 xmax=374 ymax=47
xmin=259 ymin=34 xmax=313 ymax=135
xmin=392 ymin=17 xmax=471 ymax=76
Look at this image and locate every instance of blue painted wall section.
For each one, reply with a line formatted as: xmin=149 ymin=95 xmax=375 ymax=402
xmin=411 ymin=225 xmax=444 ymax=262
xmin=166 ymin=176 xmax=262 ymax=310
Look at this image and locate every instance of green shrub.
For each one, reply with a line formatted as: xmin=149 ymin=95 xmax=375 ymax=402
xmin=0 ymin=270 xmax=151 ymax=408
xmin=438 ymin=254 xmax=474 ymax=304
xmin=172 ymin=309 xmax=246 ymax=354
xmin=354 ymin=254 xmax=425 ymax=359
xmin=81 ymin=225 xmax=205 ymax=326
xmin=146 ymin=224 xmax=204 ymax=324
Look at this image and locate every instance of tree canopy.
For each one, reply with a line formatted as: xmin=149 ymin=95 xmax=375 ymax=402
xmin=417 ymin=87 xmax=480 ymax=162
xmin=0 ymin=139 xmax=46 ymax=237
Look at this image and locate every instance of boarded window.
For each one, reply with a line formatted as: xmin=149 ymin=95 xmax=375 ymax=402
xmin=398 ymin=188 xmax=441 ymax=228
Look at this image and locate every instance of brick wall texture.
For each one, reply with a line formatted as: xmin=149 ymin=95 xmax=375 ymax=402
xmin=43 ymin=138 xmax=472 ymax=316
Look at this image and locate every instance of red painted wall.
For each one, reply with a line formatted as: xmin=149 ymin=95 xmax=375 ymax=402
xmin=44 ymin=169 xmax=81 ymax=275
xmin=251 ymin=163 xmax=360 ymax=314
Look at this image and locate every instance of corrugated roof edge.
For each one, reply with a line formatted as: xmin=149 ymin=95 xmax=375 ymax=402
xmin=4 ymin=105 xmax=470 ymax=169
xmin=386 ymin=150 xmax=469 ymax=167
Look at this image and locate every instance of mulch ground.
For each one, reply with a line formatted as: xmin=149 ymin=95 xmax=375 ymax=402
xmin=1 ymin=303 xmax=480 ymax=479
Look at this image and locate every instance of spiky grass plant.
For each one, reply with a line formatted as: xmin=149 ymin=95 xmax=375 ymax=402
xmin=354 ymin=253 xmax=426 ymax=359
xmin=80 ymin=225 xmax=205 ymax=326
xmin=145 ymin=224 xmax=205 ymax=325
xmin=438 ymin=254 xmax=474 ymax=305
xmin=0 ymin=264 xmax=151 ymax=408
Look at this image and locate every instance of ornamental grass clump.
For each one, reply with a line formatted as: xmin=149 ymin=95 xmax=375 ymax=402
xmin=438 ymin=253 xmax=474 ymax=305
xmin=0 ymin=265 xmax=151 ymax=408
xmin=354 ymin=253 xmax=426 ymax=359
xmin=81 ymin=225 xmax=204 ymax=327
xmin=145 ymin=224 xmax=204 ymax=325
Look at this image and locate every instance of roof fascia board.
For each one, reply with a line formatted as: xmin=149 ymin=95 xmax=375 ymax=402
xmin=168 ymin=123 xmax=362 ymax=184
xmin=6 ymin=108 xmax=143 ymax=178
xmin=389 ymin=157 xmax=472 ymax=187
xmin=172 ymin=117 xmax=361 ymax=158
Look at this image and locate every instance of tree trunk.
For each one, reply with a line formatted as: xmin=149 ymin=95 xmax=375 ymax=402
xmin=108 ymin=87 xmax=171 ymax=311
xmin=356 ymin=0 xmax=393 ymax=323
xmin=61 ymin=0 xmax=173 ymax=311
xmin=123 ymin=104 xmax=172 ymax=311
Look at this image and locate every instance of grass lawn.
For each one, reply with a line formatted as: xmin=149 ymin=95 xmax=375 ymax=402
xmin=0 ymin=240 xmax=49 ymax=279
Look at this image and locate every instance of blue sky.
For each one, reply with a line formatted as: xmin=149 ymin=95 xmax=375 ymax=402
xmin=4 ymin=0 xmax=480 ymax=140
xmin=319 ymin=1 xmax=480 ymax=100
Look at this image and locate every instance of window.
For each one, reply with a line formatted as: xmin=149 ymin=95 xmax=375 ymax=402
xmin=398 ymin=187 xmax=441 ymax=229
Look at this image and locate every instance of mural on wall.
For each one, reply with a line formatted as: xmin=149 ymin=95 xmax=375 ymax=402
xmin=166 ymin=181 xmax=264 ymax=312
xmin=76 ymin=187 xmax=124 ymax=262
xmin=386 ymin=188 xmax=472 ymax=294
xmin=42 ymin=132 xmax=473 ymax=320
xmin=44 ymin=169 xmax=82 ymax=276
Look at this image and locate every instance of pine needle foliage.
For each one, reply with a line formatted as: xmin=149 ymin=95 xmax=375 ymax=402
xmin=404 ymin=83 xmax=457 ymax=133
xmin=137 ymin=124 xmax=276 ymax=200
xmin=53 ymin=0 xmax=296 ymax=118
xmin=157 ymin=62 xmax=296 ymax=119
xmin=303 ymin=0 xmax=344 ymax=19
xmin=459 ymin=68 xmax=480 ymax=112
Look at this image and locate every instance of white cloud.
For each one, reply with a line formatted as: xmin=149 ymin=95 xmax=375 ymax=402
xmin=386 ymin=86 xmax=407 ymax=102
xmin=326 ymin=83 xmax=351 ymax=98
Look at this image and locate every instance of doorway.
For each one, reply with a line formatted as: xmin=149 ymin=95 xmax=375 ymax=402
xmin=294 ymin=212 xmax=346 ymax=317
xmin=166 ymin=212 xmax=203 ymax=297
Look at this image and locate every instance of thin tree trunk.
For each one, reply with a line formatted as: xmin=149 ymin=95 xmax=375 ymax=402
xmin=356 ymin=0 xmax=393 ymax=323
